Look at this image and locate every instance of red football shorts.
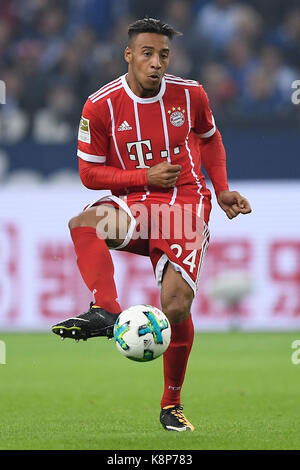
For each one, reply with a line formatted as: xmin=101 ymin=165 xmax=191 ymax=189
xmin=84 ymin=187 xmax=211 ymax=294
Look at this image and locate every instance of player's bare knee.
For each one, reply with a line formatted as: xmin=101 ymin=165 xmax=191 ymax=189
xmin=162 ymin=295 xmax=192 ymax=324
xmin=95 ymin=205 xmax=131 ymax=247
xmin=68 ymin=208 xmax=98 ymax=230
xmin=68 ymin=215 xmax=81 ymax=230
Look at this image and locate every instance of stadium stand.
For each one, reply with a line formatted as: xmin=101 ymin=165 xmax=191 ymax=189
xmin=0 ymin=0 xmax=299 ymax=181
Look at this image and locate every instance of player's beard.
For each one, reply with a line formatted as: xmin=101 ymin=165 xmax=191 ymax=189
xmin=141 ymin=81 xmax=160 ymax=95
xmin=132 ymin=64 xmax=161 ymax=97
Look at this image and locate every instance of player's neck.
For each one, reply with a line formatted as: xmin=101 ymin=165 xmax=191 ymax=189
xmin=125 ymin=73 xmax=161 ymax=98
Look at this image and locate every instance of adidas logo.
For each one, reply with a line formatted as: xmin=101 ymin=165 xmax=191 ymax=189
xmin=118 ymin=120 xmax=132 ymax=131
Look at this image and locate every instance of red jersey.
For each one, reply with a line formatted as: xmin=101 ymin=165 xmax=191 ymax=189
xmin=77 ymin=73 xmax=220 ymax=200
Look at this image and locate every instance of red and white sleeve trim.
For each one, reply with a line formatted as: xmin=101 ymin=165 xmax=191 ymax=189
xmin=77 ymin=149 xmax=106 ymax=163
xmin=198 ymin=115 xmax=216 ymax=138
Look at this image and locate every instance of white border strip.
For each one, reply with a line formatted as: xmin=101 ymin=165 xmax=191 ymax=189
xmin=91 ymin=84 xmax=123 ymax=103
xmin=159 ymin=99 xmax=171 ymax=163
xmin=121 ymin=74 xmax=166 ymax=104
xmin=155 ymin=253 xmax=197 ymax=295
xmin=134 ymin=100 xmax=141 ymax=141
xmin=84 ymin=195 xmax=136 ymax=251
xmin=195 ymin=222 xmax=210 ymax=289
xmin=169 ymin=186 xmax=177 ymax=206
xmin=77 ymin=149 xmax=106 ymax=163
xmin=89 ymin=78 xmax=122 ymax=100
xmin=134 ymin=101 xmax=150 ymax=199
xmin=164 ymin=74 xmax=198 ymax=85
xmin=184 ymin=89 xmax=202 ymax=196
xmin=198 ymin=115 xmax=216 ymax=138
xmin=165 ymin=80 xmax=198 ymax=87
xmin=107 ymin=98 xmax=126 ymax=169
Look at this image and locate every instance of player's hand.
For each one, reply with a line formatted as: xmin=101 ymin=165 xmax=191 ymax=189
xmin=147 ymin=162 xmax=181 ymax=188
xmin=217 ymin=190 xmax=252 ymax=219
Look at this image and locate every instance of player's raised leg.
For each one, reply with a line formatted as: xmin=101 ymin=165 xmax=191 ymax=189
xmin=52 ymin=204 xmax=131 ymax=341
xmin=159 ymin=262 xmax=195 ymax=431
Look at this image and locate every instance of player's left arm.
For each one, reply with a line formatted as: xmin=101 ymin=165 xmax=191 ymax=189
xmin=199 ymin=131 xmax=252 ymax=219
xmin=216 ymin=189 xmax=252 ymax=220
xmin=194 ymin=85 xmax=251 ymax=219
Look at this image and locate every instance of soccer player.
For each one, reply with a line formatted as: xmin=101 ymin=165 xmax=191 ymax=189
xmin=52 ymin=18 xmax=251 ymax=432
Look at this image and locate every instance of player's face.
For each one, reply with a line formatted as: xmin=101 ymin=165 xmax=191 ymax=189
xmin=125 ymin=33 xmax=170 ymax=97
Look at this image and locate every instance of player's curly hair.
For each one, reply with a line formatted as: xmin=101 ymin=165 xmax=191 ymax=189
xmin=128 ymin=17 xmax=182 ymax=44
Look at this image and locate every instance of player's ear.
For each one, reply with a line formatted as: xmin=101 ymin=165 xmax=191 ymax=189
xmin=124 ymin=46 xmax=132 ymax=64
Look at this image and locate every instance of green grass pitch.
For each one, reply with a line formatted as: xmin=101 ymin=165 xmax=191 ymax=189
xmin=0 ymin=331 xmax=300 ymax=450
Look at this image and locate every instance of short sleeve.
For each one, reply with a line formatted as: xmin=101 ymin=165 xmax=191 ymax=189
xmin=77 ymin=99 xmax=108 ymax=164
xmin=194 ymin=85 xmax=216 ymax=138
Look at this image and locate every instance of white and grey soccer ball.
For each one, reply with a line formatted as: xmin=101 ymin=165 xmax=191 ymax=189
xmin=113 ymin=305 xmax=171 ymax=362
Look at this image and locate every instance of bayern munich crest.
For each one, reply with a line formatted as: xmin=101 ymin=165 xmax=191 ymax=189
xmin=168 ymin=106 xmax=186 ymax=127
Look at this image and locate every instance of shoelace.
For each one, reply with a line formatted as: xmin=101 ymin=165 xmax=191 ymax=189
xmin=170 ymin=406 xmax=188 ymax=424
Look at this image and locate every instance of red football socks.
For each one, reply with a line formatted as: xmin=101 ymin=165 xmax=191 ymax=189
xmin=70 ymin=226 xmax=121 ymax=314
xmin=161 ymin=315 xmax=194 ymax=408
xmin=71 ymin=226 xmax=194 ymax=407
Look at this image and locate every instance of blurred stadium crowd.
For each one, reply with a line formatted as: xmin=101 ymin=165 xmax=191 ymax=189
xmin=0 ymin=0 xmax=299 ymax=185
xmin=0 ymin=0 xmax=299 ymax=145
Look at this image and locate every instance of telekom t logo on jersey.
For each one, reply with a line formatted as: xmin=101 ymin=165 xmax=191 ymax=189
xmin=127 ymin=139 xmax=153 ymax=168
xmin=127 ymin=139 xmax=170 ymax=168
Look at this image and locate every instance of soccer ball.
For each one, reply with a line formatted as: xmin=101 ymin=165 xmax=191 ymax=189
xmin=113 ymin=305 xmax=171 ymax=362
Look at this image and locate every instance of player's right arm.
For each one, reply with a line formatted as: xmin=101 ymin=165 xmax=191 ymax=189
xmin=77 ymin=99 xmax=181 ymax=190
xmin=79 ymin=159 xmax=181 ymax=190
xmin=77 ymin=100 xmax=147 ymax=191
